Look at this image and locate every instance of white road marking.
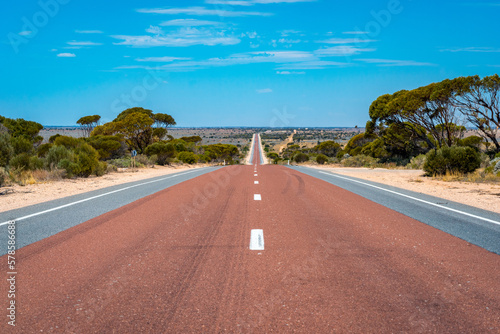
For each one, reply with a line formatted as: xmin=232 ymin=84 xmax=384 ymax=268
xmin=0 ymin=169 xmax=203 ymax=227
xmin=254 ymin=174 xmax=258 ymax=176
xmin=250 ymin=229 xmax=265 ymax=250
xmin=254 ymin=194 xmax=262 ymax=201
xmin=254 ymin=181 xmax=259 ymax=184
xmin=317 ymin=170 xmax=500 ymax=226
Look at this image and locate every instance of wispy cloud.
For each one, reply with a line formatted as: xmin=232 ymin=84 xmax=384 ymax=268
xmin=136 ymin=56 xmax=192 ymax=62
xmin=117 ymin=50 xmax=349 ymax=72
xmin=67 ymin=41 xmax=103 ymax=46
xmin=137 ymin=6 xmax=273 ymax=17
xmin=206 ymin=0 xmax=316 ymax=5
xmin=57 ymin=53 xmax=76 ymax=57
xmin=256 ymin=88 xmax=273 ymax=93
xmin=18 ymin=31 xmax=32 ymax=36
xmin=356 ymin=58 xmax=435 ymax=67
xmin=319 ymin=37 xmax=377 ymax=44
xmin=112 ymin=27 xmax=240 ymax=47
xmin=276 ymin=70 xmax=305 ymax=75
xmin=276 ymin=60 xmax=348 ymax=70
xmin=440 ymin=47 xmax=500 ymax=53
xmin=75 ymin=30 xmax=104 ymax=34
xmin=315 ymin=46 xmax=375 ymax=56
xmin=343 ymin=31 xmax=369 ymax=35
xmin=160 ymin=19 xmax=222 ymax=27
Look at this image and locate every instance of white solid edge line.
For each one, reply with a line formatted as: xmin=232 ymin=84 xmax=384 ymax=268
xmin=316 ymin=170 xmax=500 ymax=226
xmin=0 ymin=169 xmax=203 ymax=227
xmin=254 ymin=194 xmax=262 ymax=201
xmin=249 ymin=229 xmax=264 ymax=250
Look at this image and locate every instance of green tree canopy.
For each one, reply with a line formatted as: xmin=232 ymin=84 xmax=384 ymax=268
xmin=77 ymin=115 xmax=101 ymax=137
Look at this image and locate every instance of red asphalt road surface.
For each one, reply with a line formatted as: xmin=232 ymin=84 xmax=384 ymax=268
xmin=2 ymin=135 xmax=500 ymax=333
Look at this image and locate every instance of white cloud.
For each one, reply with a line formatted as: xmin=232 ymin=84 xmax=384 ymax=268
xmin=75 ymin=30 xmax=104 ymax=34
xmin=117 ymin=49 xmax=350 ymax=72
xmin=160 ymin=19 xmax=222 ymax=26
xmin=440 ymin=47 xmax=500 ymax=53
xmin=276 ymin=60 xmax=348 ymax=70
xmin=112 ymin=27 xmax=241 ymax=47
xmin=319 ymin=37 xmax=377 ymax=44
xmin=57 ymin=53 xmax=76 ymax=57
xmin=315 ymin=46 xmax=375 ymax=57
xmin=343 ymin=31 xmax=369 ymax=35
xmin=146 ymin=25 xmax=163 ymax=35
xmin=256 ymin=88 xmax=273 ymax=93
xmin=206 ymin=0 xmax=316 ymax=5
xmin=67 ymin=41 xmax=103 ymax=46
xmin=356 ymin=58 xmax=435 ymax=67
xmin=18 ymin=31 xmax=32 ymax=36
xmin=276 ymin=71 xmax=305 ymax=75
xmin=137 ymin=6 xmax=273 ymax=17
xmin=136 ymin=56 xmax=192 ymax=62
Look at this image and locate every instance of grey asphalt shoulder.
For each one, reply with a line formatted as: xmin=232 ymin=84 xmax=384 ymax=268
xmin=291 ymin=165 xmax=500 ymax=255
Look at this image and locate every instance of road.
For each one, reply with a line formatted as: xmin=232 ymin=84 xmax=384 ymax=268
xmin=1 ymin=134 xmax=499 ymax=332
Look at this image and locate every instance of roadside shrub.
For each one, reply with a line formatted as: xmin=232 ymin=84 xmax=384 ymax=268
xmin=37 ymin=143 xmax=53 ymax=157
xmin=58 ymin=159 xmax=81 ymax=178
xmin=423 ymin=146 xmax=481 ymax=176
xmin=494 ymin=160 xmax=500 ymax=174
xmin=178 ymin=151 xmax=198 ymax=164
xmin=29 ymin=156 xmax=44 ymax=170
xmin=0 ymin=132 xmax=13 ymax=167
xmin=49 ymin=134 xmax=61 ymax=143
xmin=135 ymin=154 xmax=154 ymax=167
xmin=46 ymin=145 xmax=72 ymax=169
xmin=108 ymin=157 xmax=131 ymax=168
xmin=95 ymin=161 xmax=108 ymax=176
xmin=408 ymin=154 xmax=426 ymax=169
xmin=54 ymin=135 xmax=81 ymax=149
xmin=342 ymin=154 xmax=378 ymax=167
xmin=74 ymin=143 xmax=100 ymax=177
xmin=0 ymin=167 xmax=8 ymax=187
xmin=145 ymin=142 xmax=176 ymax=165
xmin=9 ymin=153 xmax=31 ymax=171
xmin=316 ymin=154 xmax=328 ymax=165
xmin=294 ymin=152 xmax=309 ymax=163
xmin=86 ymin=135 xmax=123 ymax=160
xmin=11 ymin=136 xmax=33 ymax=155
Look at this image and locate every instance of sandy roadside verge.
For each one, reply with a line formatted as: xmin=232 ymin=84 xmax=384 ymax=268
xmin=308 ymin=166 xmax=500 ymax=215
xmin=0 ymin=165 xmax=206 ymax=213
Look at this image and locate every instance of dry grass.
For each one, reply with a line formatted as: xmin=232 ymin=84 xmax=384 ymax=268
xmin=434 ymin=169 xmax=500 ymax=184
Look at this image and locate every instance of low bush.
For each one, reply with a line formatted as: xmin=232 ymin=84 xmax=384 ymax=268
xmin=145 ymin=142 xmax=176 ymax=165
xmin=58 ymin=159 xmax=81 ymax=178
xmin=0 ymin=167 xmax=8 ymax=187
xmin=9 ymin=153 xmax=31 ymax=171
xmin=408 ymin=154 xmax=426 ymax=169
xmin=423 ymin=146 xmax=481 ymax=176
xmin=316 ymin=154 xmax=328 ymax=165
xmin=0 ymin=133 xmax=13 ymax=167
xmin=178 ymin=151 xmax=198 ymax=164
xmin=342 ymin=154 xmax=378 ymax=168
xmin=294 ymin=152 xmax=309 ymax=163
xmin=46 ymin=145 xmax=72 ymax=169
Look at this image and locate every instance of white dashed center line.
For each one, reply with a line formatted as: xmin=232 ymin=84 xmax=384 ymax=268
xmin=254 ymin=194 xmax=262 ymax=201
xmin=254 ymin=181 xmax=259 ymax=184
xmin=250 ymin=229 xmax=265 ymax=250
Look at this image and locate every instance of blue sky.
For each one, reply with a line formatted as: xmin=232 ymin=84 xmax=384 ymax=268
xmin=1 ymin=0 xmax=499 ymax=127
